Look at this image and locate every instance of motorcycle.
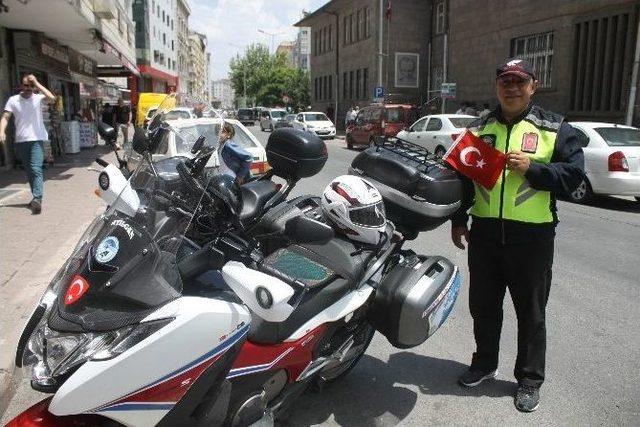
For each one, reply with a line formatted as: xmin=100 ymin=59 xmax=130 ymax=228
xmin=7 ymin=96 xmax=462 ymax=427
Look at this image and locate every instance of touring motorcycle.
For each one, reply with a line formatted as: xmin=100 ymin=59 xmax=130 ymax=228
xmin=8 ymin=96 xmax=462 ymax=426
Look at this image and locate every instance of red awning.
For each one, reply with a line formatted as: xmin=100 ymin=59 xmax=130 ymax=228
xmin=138 ymin=65 xmax=179 ymax=86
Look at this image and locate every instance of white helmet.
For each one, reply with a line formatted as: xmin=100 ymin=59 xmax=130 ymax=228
xmin=321 ymin=175 xmax=387 ymax=245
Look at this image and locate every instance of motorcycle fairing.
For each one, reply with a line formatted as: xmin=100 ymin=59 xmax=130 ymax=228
xmin=228 ymin=324 xmax=327 ymax=383
xmin=48 ymin=296 xmax=251 ymax=426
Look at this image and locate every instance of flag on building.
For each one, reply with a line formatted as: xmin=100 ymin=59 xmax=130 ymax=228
xmin=443 ymin=130 xmax=506 ymax=189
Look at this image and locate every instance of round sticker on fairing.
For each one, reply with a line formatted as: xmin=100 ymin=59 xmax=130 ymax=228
xmin=95 ymin=236 xmax=120 ymax=263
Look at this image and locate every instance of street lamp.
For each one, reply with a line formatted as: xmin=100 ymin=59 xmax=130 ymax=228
xmin=228 ymin=42 xmax=248 ymax=108
xmin=257 ymin=28 xmax=286 ymax=54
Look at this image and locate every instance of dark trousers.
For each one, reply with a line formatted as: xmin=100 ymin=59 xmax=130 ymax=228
xmin=468 ymin=237 xmax=554 ymax=388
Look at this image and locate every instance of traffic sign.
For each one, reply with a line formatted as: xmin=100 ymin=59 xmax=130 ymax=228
xmin=373 ymin=86 xmax=385 ymax=101
xmin=441 ymin=83 xmax=457 ymax=99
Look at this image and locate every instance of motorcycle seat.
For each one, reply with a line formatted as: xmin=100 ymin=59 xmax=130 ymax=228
xmin=238 ymin=180 xmax=279 ymax=223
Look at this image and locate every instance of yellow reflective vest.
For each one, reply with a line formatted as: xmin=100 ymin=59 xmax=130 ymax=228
xmin=469 ymin=111 xmax=560 ymax=224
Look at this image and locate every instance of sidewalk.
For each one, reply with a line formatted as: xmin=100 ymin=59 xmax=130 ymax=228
xmin=0 ymin=143 xmax=117 ymax=417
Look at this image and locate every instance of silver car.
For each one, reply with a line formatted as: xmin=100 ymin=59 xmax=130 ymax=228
xmin=259 ymin=109 xmax=287 ymax=132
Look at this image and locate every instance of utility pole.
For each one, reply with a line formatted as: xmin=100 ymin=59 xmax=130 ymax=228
xmin=378 ymin=0 xmax=383 ymax=87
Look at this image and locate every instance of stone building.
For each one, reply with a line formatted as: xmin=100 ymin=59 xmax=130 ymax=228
xmin=297 ymin=0 xmax=640 ymax=127
xmin=175 ymin=0 xmax=191 ymax=94
xmin=187 ymin=31 xmax=208 ymax=99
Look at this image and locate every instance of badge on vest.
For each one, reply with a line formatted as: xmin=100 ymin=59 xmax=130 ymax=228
xmin=521 ymin=133 xmax=538 ymax=153
xmin=480 ymin=134 xmax=496 ymax=147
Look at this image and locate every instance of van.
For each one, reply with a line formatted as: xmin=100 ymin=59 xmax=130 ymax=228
xmin=136 ymin=93 xmax=168 ymax=127
xmin=345 ymin=104 xmax=416 ymax=149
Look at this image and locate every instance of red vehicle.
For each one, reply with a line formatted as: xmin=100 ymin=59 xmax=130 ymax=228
xmin=346 ymin=104 xmax=415 ymax=149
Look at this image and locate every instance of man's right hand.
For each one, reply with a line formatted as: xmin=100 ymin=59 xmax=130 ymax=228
xmin=0 ymin=132 xmax=5 ymax=144
xmin=451 ymin=225 xmax=470 ymax=250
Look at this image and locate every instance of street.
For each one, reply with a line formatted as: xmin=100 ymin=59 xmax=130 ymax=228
xmin=1 ymin=124 xmax=639 ymax=426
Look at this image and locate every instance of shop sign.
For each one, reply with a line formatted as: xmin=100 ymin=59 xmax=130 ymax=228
xmin=70 ymin=51 xmax=96 ymax=77
xmin=40 ymin=40 xmax=69 ymax=64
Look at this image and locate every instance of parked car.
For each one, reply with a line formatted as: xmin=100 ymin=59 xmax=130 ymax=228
xmin=345 ymin=104 xmax=416 ymax=149
xmin=293 ymin=112 xmax=336 ymax=138
xmin=259 ymin=108 xmax=288 ymax=131
xmin=237 ymin=108 xmax=255 ymax=126
xmin=567 ymin=122 xmax=640 ymax=203
xmin=129 ymin=118 xmax=269 ymax=175
xmin=164 ymin=107 xmax=196 ymax=120
xmin=396 ymin=114 xmax=477 ymax=157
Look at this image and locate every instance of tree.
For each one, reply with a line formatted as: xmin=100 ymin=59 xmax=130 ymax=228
xmin=229 ymin=44 xmax=310 ymax=111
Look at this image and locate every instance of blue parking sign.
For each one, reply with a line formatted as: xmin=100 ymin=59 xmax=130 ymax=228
xmin=373 ymin=86 xmax=385 ymax=99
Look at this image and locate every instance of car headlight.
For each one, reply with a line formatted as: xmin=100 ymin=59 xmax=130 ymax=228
xmin=23 ymin=318 xmax=172 ymax=389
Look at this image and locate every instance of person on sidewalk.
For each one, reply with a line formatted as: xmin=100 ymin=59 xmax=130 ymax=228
xmin=0 ymin=74 xmax=55 ymax=214
xmin=115 ymin=98 xmax=131 ymax=150
xmin=450 ymin=58 xmax=584 ymax=412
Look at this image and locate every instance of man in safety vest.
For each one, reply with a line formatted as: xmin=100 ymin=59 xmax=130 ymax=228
xmin=451 ymin=58 xmax=584 ymax=412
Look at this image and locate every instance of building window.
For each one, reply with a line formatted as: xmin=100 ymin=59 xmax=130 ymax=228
xmin=570 ymin=13 xmax=632 ymax=113
xmin=349 ymin=70 xmax=354 ymax=99
xmin=328 ymin=24 xmax=332 ymax=52
xmin=365 ymin=8 xmax=371 ymax=38
xmin=436 ymin=1 xmax=445 ymax=34
xmin=171 ymin=40 xmax=174 ymax=51
xmin=356 ymin=10 xmax=362 ymax=41
xmin=163 ymin=33 xmax=166 ymax=45
xmin=510 ymin=31 xmax=553 ymax=88
xmin=329 ymin=75 xmax=333 ymax=100
xmin=343 ymin=72 xmax=348 ymax=99
xmin=363 ymin=68 xmax=369 ymax=99
xmin=323 ymin=76 xmax=328 ymax=100
xmin=343 ymin=16 xmax=348 ymax=45
xmin=350 ymin=14 xmax=356 ymax=43
xmin=356 ymin=69 xmax=361 ymax=99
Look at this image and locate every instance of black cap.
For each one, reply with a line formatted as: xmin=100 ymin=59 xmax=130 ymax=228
xmin=496 ymin=58 xmax=536 ymax=80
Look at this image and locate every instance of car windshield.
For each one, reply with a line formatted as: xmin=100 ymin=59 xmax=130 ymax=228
xmin=594 ymin=127 xmax=640 ymax=147
xmin=165 ymin=110 xmax=192 ymax=120
xmin=238 ymin=109 xmax=252 ymax=115
xmin=271 ymin=110 xmax=287 ymax=118
xmin=386 ymin=108 xmax=405 ymax=123
xmin=171 ymin=122 xmax=257 ymax=154
xmin=304 ymin=113 xmax=329 ymax=121
xmin=285 ymin=115 xmax=296 ymax=122
xmin=450 ymin=117 xmax=476 ymax=128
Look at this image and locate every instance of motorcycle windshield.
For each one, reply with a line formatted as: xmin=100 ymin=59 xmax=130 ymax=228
xmin=51 ymin=143 xmax=215 ymax=332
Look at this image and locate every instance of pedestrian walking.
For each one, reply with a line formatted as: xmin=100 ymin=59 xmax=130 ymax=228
xmin=345 ymin=105 xmax=357 ymax=128
xmin=451 ymin=58 xmax=584 ymax=412
xmin=115 ymin=98 xmax=131 ymax=151
xmin=0 ymin=74 xmax=55 ymax=214
xmin=455 ymin=102 xmax=466 ymax=115
xmin=326 ymin=104 xmax=335 ymax=123
xmin=464 ymin=102 xmax=478 ymax=116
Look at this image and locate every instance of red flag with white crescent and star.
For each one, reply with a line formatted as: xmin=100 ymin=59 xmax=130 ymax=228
xmin=443 ymin=130 xmax=506 ymax=189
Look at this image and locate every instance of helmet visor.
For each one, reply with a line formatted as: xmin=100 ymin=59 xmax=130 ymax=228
xmin=349 ymin=201 xmax=386 ymax=228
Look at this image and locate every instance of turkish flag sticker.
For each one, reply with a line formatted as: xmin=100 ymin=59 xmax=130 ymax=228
xmin=65 ymin=275 xmax=90 ymax=306
xmin=521 ymin=133 xmax=538 ymax=153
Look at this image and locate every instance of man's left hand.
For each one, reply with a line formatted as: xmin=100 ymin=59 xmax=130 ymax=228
xmin=506 ymin=151 xmax=531 ymax=174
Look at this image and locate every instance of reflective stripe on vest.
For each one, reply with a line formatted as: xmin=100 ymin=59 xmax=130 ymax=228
xmin=470 ymin=118 xmax=557 ymax=223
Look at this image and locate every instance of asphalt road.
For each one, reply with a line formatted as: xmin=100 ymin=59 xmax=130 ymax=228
xmin=2 ymin=124 xmax=639 ymax=425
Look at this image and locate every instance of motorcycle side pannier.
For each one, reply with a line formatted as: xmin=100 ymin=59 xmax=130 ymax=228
xmin=266 ymin=129 xmax=328 ymax=180
xmin=349 ymin=145 xmax=463 ymax=236
xmin=369 ymin=253 xmax=461 ymax=349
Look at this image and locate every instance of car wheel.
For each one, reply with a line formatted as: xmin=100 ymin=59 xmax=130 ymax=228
xmin=434 ymin=146 xmax=446 ymax=158
xmin=347 ymin=135 xmax=354 ymax=149
xmin=570 ymin=179 xmax=594 ymax=204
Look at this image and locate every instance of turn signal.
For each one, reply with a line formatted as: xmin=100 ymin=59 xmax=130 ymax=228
xmin=451 ymin=133 xmax=460 ymax=141
xmin=608 ymin=151 xmax=629 ymax=172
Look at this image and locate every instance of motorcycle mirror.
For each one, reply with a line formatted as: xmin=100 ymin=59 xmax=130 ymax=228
xmin=132 ymin=126 xmax=149 ymax=154
xmin=191 ymin=135 xmax=206 ymax=154
xmin=97 ymin=121 xmax=116 ymax=142
xmin=284 ymin=216 xmax=334 ymax=244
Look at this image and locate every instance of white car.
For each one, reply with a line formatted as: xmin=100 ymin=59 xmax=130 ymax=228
xmin=144 ymin=107 xmax=196 ymax=129
xmin=568 ymin=122 xmax=640 ymax=203
xmin=293 ymin=112 xmax=336 ymax=138
xmin=130 ymin=118 xmax=269 ymax=175
xmin=396 ymin=114 xmax=476 ymax=157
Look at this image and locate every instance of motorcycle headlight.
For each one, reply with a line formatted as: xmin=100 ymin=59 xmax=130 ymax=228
xmin=24 ymin=318 xmax=172 ymax=389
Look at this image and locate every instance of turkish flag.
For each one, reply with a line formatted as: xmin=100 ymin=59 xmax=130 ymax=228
xmin=443 ymin=130 xmax=506 ymax=189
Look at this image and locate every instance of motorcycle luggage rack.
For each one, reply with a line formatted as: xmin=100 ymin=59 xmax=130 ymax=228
xmin=373 ymin=136 xmax=442 ymax=166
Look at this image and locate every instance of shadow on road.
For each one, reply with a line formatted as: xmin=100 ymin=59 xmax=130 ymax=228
xmin=562 ymin=195 xmax=640 ymax=213
xmin=283 ymin=352 xmax=515 ymax=426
